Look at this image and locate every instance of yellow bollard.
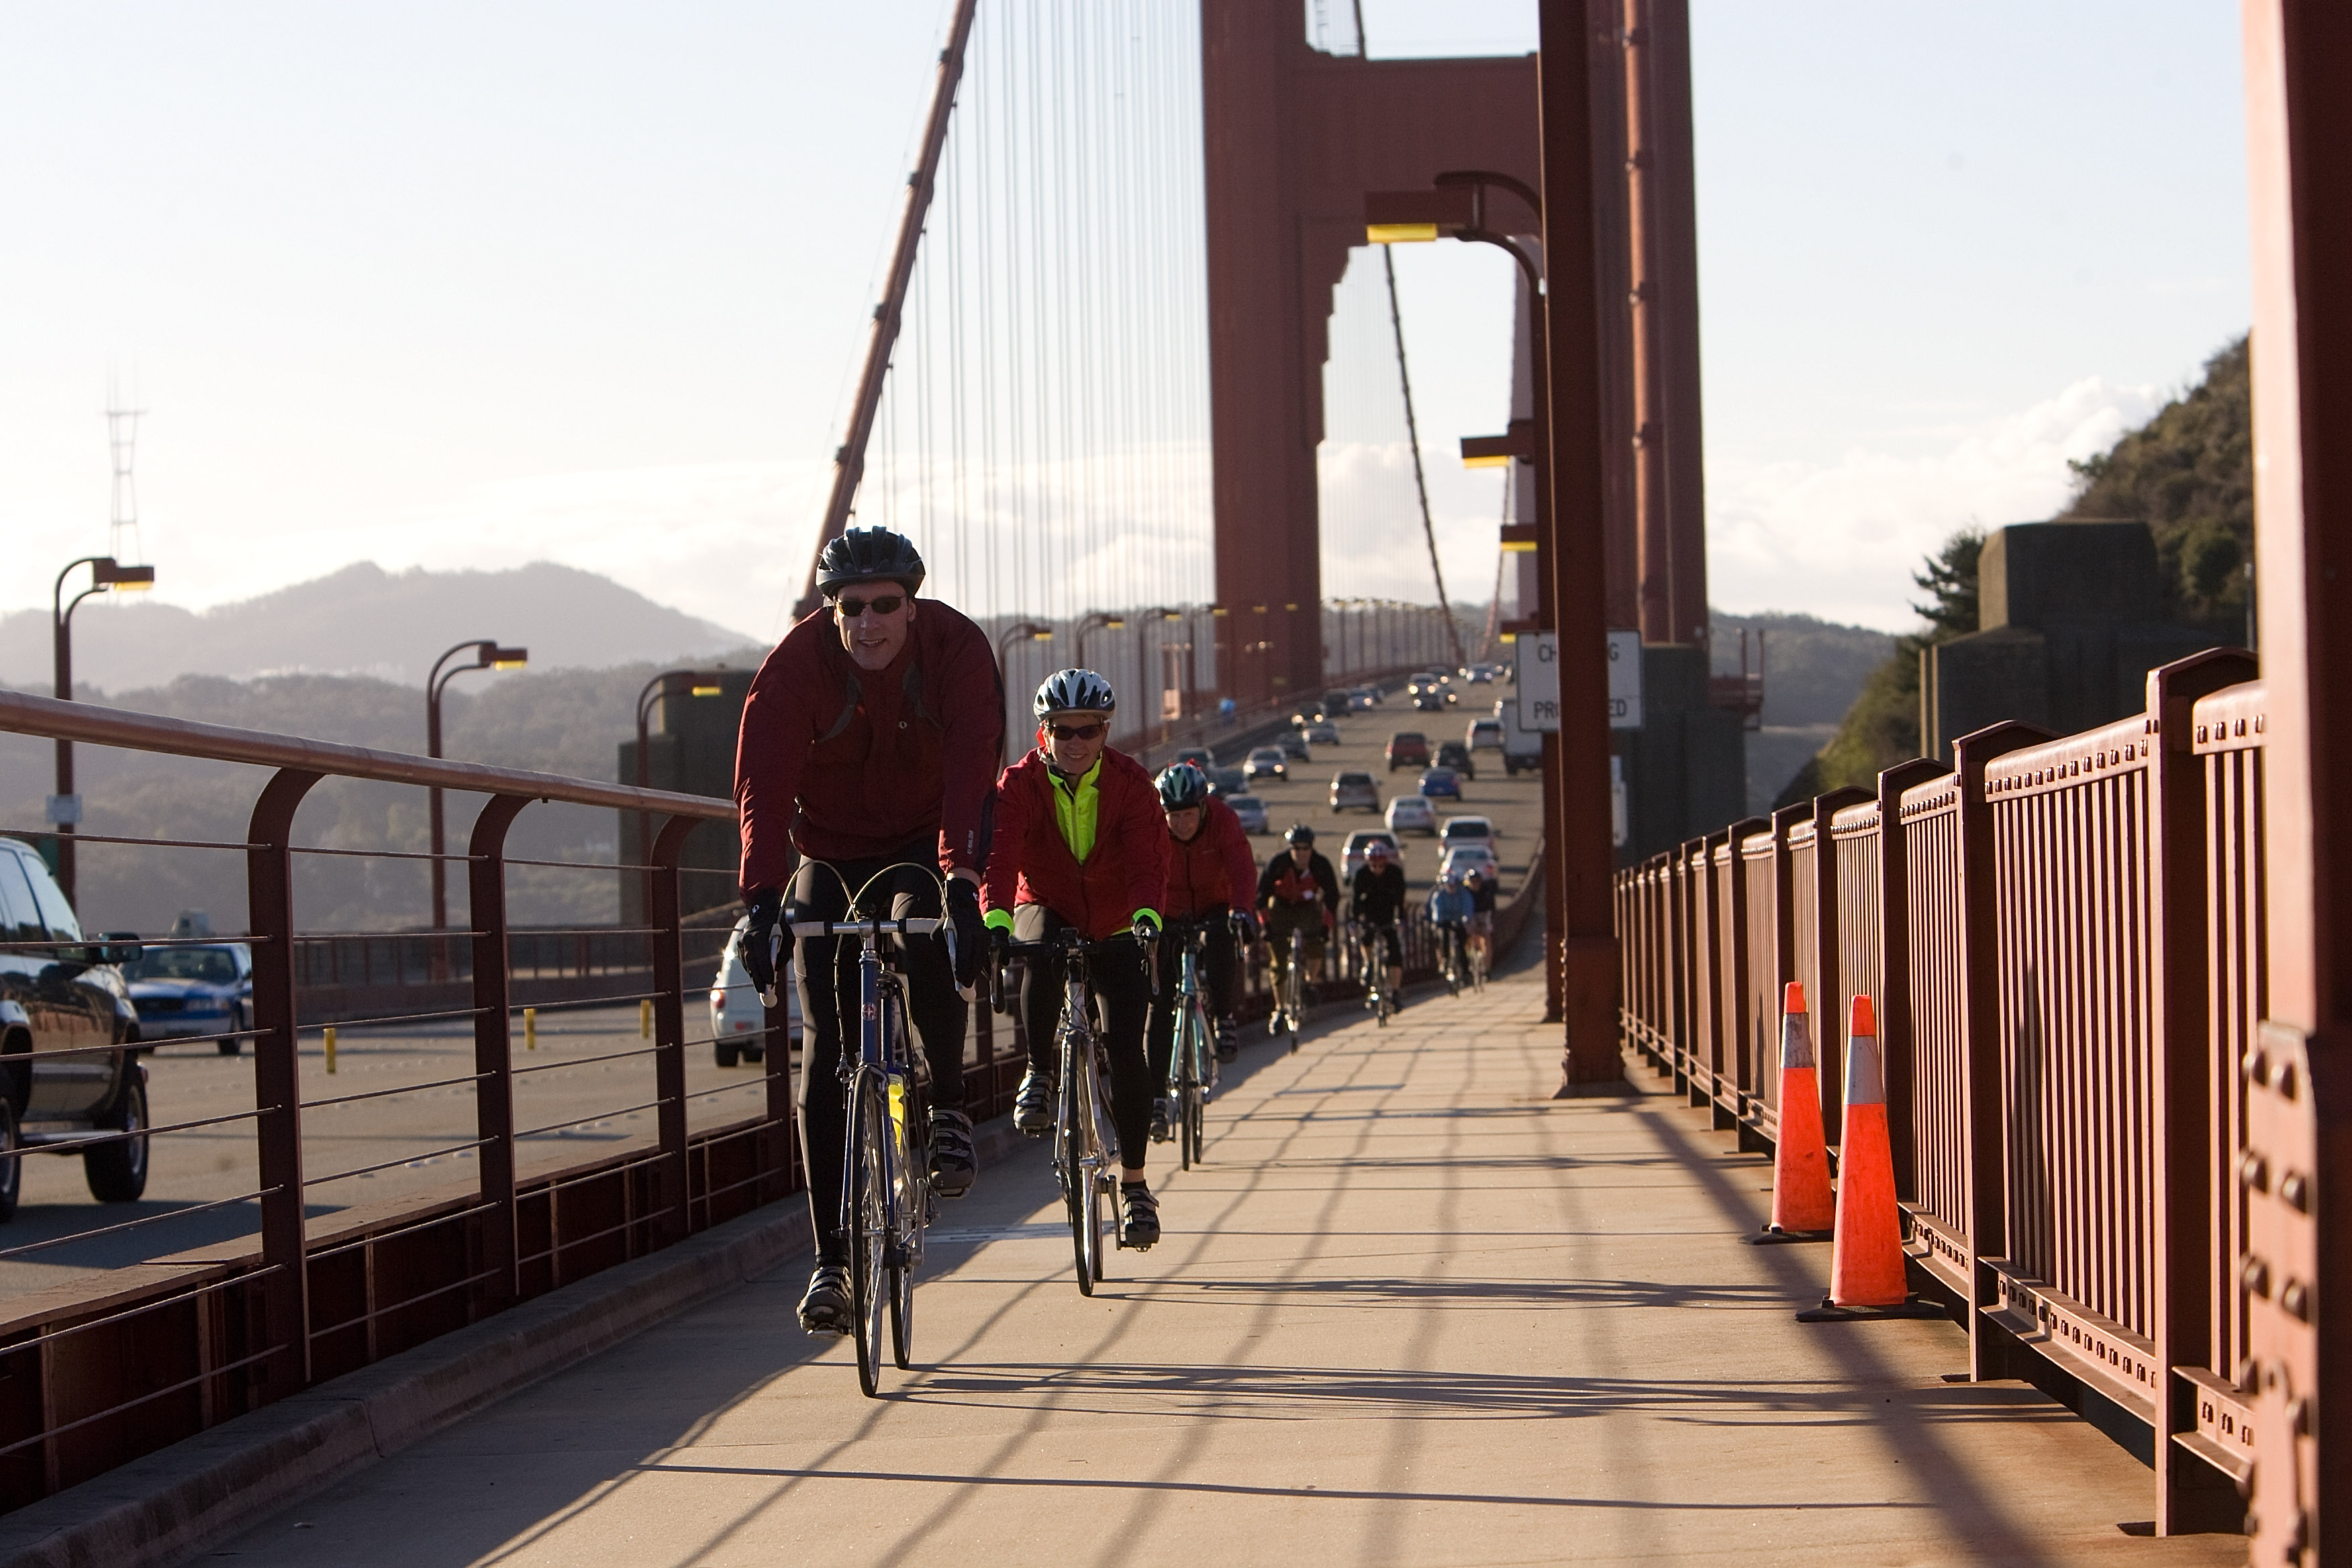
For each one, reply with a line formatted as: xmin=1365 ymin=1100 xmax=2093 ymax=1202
xmin=639 ymin=999 xmax=651 ymax=1040
xmin=324 ymin=1025 xmax=338 ymax=1075
xmin=524 ymin=1007 xmax=538 ymax=1052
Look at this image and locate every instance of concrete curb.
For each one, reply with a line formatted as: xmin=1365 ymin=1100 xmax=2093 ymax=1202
xmin=0 ymin=1117 xmax=1033 ymax=1568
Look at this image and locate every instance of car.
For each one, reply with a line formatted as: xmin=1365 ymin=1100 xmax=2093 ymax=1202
xmin=1467 ymin=665 xmax=1496 ymax=685
xmin=1418 ymin=766 xmax=1463 ymax=800
xmin=1276 ymin=732 xmax=1312 ymax=762
xmin=1303 ymin=721 xmax=1341 ymax=748
xmin=1349 ymin=687 xmax=1377 ymax=712
xmin=1340 ymin=830 xmax=1402 ymax=881
xmin=1224 ymin=793 xmax=1269 ymax=834
xmin=0 ymin=836 xmax=150 ymax=1213
xmin=1412 ymin=691 xmax=1453 ymax=713
xmin=1244 ymin=746 xmax=1288 ymax=783
xmin=709 ymin=916 xmax=803 ymax=1068
xmin=1206 ymin=765 xmax=1248 ymax=797
xmin=1434 ymin=740 xmax=1476 ymax=781
xmin=1385 ymin=732 xmax=1431 ymax=771
xmin=1322 ymin=689 xmax=1355 ymax=717
xmin=123 ymin=940 xmax=253 ymax=1055
xmin=1439 ymin=842 xmax=1500 ymax=881
xmin=1385 ymin=795 xmax=1438 ymax=836
xmin=1329 ymin=771 xmax=1379 ymax=814
xmin=1467 ymin=718 xmax=1506 ymax=752
xmin=1441 ymin=816 xmax=1498 ymax=852
xmin=1172 ymin=746 xmax=1214 ymax=771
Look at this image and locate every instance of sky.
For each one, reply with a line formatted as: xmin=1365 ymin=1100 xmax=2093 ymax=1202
xmin=0 ymin=1 xmax=2251 ymax=644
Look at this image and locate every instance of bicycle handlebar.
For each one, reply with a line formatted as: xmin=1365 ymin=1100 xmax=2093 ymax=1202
xmin=787 ymin=917 xmax=944 ymax=938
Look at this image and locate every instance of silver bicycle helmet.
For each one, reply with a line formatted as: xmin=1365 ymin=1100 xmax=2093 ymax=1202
xmin=1157 ymin=762 xmax=1210 ymax=810
xmin=1034 ymin=668 xmax=1116 ymax=718
xmin=814 ymin=527 xmax=926 ymax=597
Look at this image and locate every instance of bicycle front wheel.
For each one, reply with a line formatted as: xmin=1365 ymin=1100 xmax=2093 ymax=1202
xmin=847 ymin=1075 xmax=891 ymax=1398
xmin=1062 ymin=1038 xmax=1104 ymax=1295
xmin=1179 ymin=1009 xmax=1207 ymax=1170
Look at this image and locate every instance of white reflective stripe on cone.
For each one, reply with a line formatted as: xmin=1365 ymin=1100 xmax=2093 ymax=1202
xmin=1843 ymin=1030 xmax=1885 ymax=1107
xmin=1779 ymin=1010 xmax=1814 ymax=1071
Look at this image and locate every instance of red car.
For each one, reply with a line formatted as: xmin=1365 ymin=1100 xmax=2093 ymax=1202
xmin=1385 ymin=731 xmax=1431 ymax=772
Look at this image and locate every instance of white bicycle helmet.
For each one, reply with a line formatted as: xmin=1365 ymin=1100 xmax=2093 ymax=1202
xmin=1035 ymin=668 xmax=1116 ymax=718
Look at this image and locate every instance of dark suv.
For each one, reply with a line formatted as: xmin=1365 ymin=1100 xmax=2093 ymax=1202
xmin=0 ymin=838 xmax=149 ymax=1216
xmin=1434 ymin=740 xmax=1477 ymax=781
xmin=1385 ymin=732 xmax=1432 ymax=772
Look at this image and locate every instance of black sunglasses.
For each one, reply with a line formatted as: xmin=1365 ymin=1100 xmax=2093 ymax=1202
xmin=834 ymin=593 xmax=905 ymax=618
xmin=1047 ymin=721 xmax=1107 ymax=740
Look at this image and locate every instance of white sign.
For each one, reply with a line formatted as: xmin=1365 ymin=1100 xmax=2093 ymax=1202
xmin=44 ymin=794 xmax=82 ymax=827
xmin=1515 ymin=632 xmax=1559 ymax=732
xmin=1513 ymin=630 xmax=1644 ymax=732
xmin=1611 ymin=755 xmax=1628 ymax=847
xmin=1607 ymin=630 xmax=1643 ymax=730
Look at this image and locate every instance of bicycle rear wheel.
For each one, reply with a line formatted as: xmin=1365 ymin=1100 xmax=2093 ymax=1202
xmin=889 ymin=1079 xmax=924 ymax=1369
xmin=847 ymin=1076 xmax=890 ymax=1398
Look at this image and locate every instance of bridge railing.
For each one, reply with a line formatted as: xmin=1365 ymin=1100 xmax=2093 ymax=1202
xmin=0 ymin=689 xmax=791 ymax=1512
xmin=1615 ymin=646 xmax=2265 ymax=1532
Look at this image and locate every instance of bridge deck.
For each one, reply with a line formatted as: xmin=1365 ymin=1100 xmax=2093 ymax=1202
xmin=212 ymin=961 xmax=2239 ymax=1567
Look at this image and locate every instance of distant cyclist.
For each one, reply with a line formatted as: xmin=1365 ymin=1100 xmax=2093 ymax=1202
xmin=983 ymin=670 xmax=1172 ymax=1248
xmin=1257 ymin=824 xmax=1338 ymax=999
xmin=1425 ymin=871 xmax=1473 ymax=983
xmin=733 ymin=526 xmax=1001 ymax=1336
xmin=1147 ymin=762 xmax=1256 ymax=1138
xmin=1347 ymin=838 xmax=1408 ymax=1008
xmin=1463 ymin=865 xmax=1498 ymax=975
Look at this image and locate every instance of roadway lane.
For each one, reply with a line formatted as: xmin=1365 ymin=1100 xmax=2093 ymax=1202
xmin=205 ymin=952 xmax=2237 ymax=1568
xmin=1207 ymin=678 xmax=1538 ymax=905
xmin=0 ymin=1003 xmax=784 ymax=1306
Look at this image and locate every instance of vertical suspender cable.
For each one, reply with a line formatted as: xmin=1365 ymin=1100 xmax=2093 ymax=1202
xmin=796 ymin=0 xmax=981 ymax=617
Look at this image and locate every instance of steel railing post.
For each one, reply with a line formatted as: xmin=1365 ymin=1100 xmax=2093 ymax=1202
xmin=467 ymin=794 xmax=531 ymax=1310
xmin=245 ymin=767 xmax=322 ymax=1398
xmin=648 ymin=814 xmax=696 ymax=1245
xmin=1950 ymin=721 xmax=2051 ymax=1382
xmin=1871 ymin=758 xmax=1949 ymax=1204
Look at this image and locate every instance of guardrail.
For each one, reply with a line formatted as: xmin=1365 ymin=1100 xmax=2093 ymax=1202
xmin=1615 ymin=647 xmax=2267 ymax=1534
xmin=0 ymin=688 xmax=785 ymax=1512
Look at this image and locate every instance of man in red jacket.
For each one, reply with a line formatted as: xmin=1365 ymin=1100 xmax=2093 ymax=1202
xmin=734 ymin=527 xmax=1001 ymax=1336
xmin=981 ymin=669 xmax=1171 ymax=1248
xmin=1145 ymin=763 xmax=1255 ymax=1151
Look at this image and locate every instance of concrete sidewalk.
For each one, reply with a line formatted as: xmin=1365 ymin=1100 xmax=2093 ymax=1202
xmin=203 ymin=965 xmax=2243 ymax=1567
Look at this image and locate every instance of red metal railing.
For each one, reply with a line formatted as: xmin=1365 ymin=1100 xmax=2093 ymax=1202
xmin=1614 ymin=647 xmax=2264 ymax=1533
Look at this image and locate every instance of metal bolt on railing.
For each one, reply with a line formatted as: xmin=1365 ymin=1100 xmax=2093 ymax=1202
xmin=524 ymin=1006 xmax=538 ymax=1052
xmin=639 ymin=999 xmax=652 ymax=1040
xmin=324 ymin=1026 xmax=338 ymax=1075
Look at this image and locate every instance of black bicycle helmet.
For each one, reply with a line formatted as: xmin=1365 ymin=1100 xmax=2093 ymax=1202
xmin=1034 ymin=668 xmax=1116 ymax=718
xmin=814 ymin=526 xmax=926 ymax=597
xmin=1284 ymin=823 xmax=1316 ymax=847
xmin=1157 ymin=762 xmax=1210 ymax=810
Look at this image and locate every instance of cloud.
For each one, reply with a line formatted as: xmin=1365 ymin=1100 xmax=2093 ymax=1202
xmin=1705 ymin=375 xmax=2163 ymax=632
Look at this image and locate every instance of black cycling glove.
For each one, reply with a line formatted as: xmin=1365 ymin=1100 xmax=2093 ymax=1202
xmin=943 ymin=877 xmax=987 ymax=988
xmin=742 ymin=889 xmax=788 ymax=1003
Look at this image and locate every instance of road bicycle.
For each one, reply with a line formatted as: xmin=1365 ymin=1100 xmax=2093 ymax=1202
xmin=785 ymin=908 xmax=939 ymax=1398
xmin=1437 ymin=922 xmax=1468 ymax=997
xmin=1469 ymin=925 xmax=1491 ymax=994
xmin=1267 ymin=927 xmax=1312 ymax=1048
xmin=997 ymin=930 xmax=1146 ymax=1294
xmin=1349 ymin=919 xmax=1395 ymax=1027
xmin=1159 ymin=917 xmax=1234 ymax=1168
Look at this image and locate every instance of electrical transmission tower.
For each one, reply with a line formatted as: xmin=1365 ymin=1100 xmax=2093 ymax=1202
xmin=106 ymin=372 xmax=146 ymax=568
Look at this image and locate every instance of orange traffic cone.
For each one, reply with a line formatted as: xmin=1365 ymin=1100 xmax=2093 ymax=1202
xmin=1752 ymin=981 xmax=1834 ymax=1243
xmin=1798 ymin=994 xmax=1941 ymax=1321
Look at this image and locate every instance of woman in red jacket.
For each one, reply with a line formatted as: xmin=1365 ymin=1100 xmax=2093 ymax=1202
xmin=1146 ymin=763 xmax=1257 ymax=1153
xmin=981 ymin=669 xmax=1171 ymax=1247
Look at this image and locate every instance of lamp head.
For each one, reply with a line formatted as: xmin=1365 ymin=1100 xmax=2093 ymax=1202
xmin=92 ymin=560 xmax=157 ymax=590
xmin=489 ymin=645 xmax=529 ymax=670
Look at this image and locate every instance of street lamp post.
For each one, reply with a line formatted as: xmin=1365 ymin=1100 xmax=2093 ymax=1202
xmin=427 ymin=640 xmax=528 ymax=933
xmin=994 ymin=621 xmax=1055 ymax=760
xmin=1132 ymin=608 xmax=1183 ymax=742
xmin=633 ymin=669 xmax=728 ymax=924
xmin=50 ymin=556 xmax=156 ymax=903
xmin=1073 ymin=611 xmax=1126 ymax=675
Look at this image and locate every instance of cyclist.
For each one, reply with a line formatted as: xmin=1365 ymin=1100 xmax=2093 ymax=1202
xmin=1257 ymin=824 xmax=1338 ymax=1005
xmin=1425 ymin=871 xmax=1473 ymax=984
xmin=1146 ymin=761 xmax=1256 ymax=1140
xmin=1463 ymin=864 xmax=1498 ymax=976
xmin=734 ymin=526 xmax=1001 ymax=1336
xmin=983 ymin=669 xmax=1172 ymax=1248
xmin=1347 ymin=838 xmax=1408 ymax=1009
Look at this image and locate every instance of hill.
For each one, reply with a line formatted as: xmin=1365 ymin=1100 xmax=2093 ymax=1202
xmin=1709 ymin=609 xmax=1894 ymax=814
xmin=0 ymin=561 xmax=759 ymax=692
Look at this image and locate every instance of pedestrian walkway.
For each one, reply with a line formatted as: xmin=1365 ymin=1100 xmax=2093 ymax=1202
xmin=211 ymin=963 xmax=2244 ymax=1567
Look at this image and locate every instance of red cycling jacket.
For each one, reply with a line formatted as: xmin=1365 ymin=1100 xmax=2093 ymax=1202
xmin=734 ymin=599 xmax=1003 ymax=896
xmin=982 ymin=746 xmax=1170 ymax=940
xmin=1163 ymin=796 xmax=1257 ymax=919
